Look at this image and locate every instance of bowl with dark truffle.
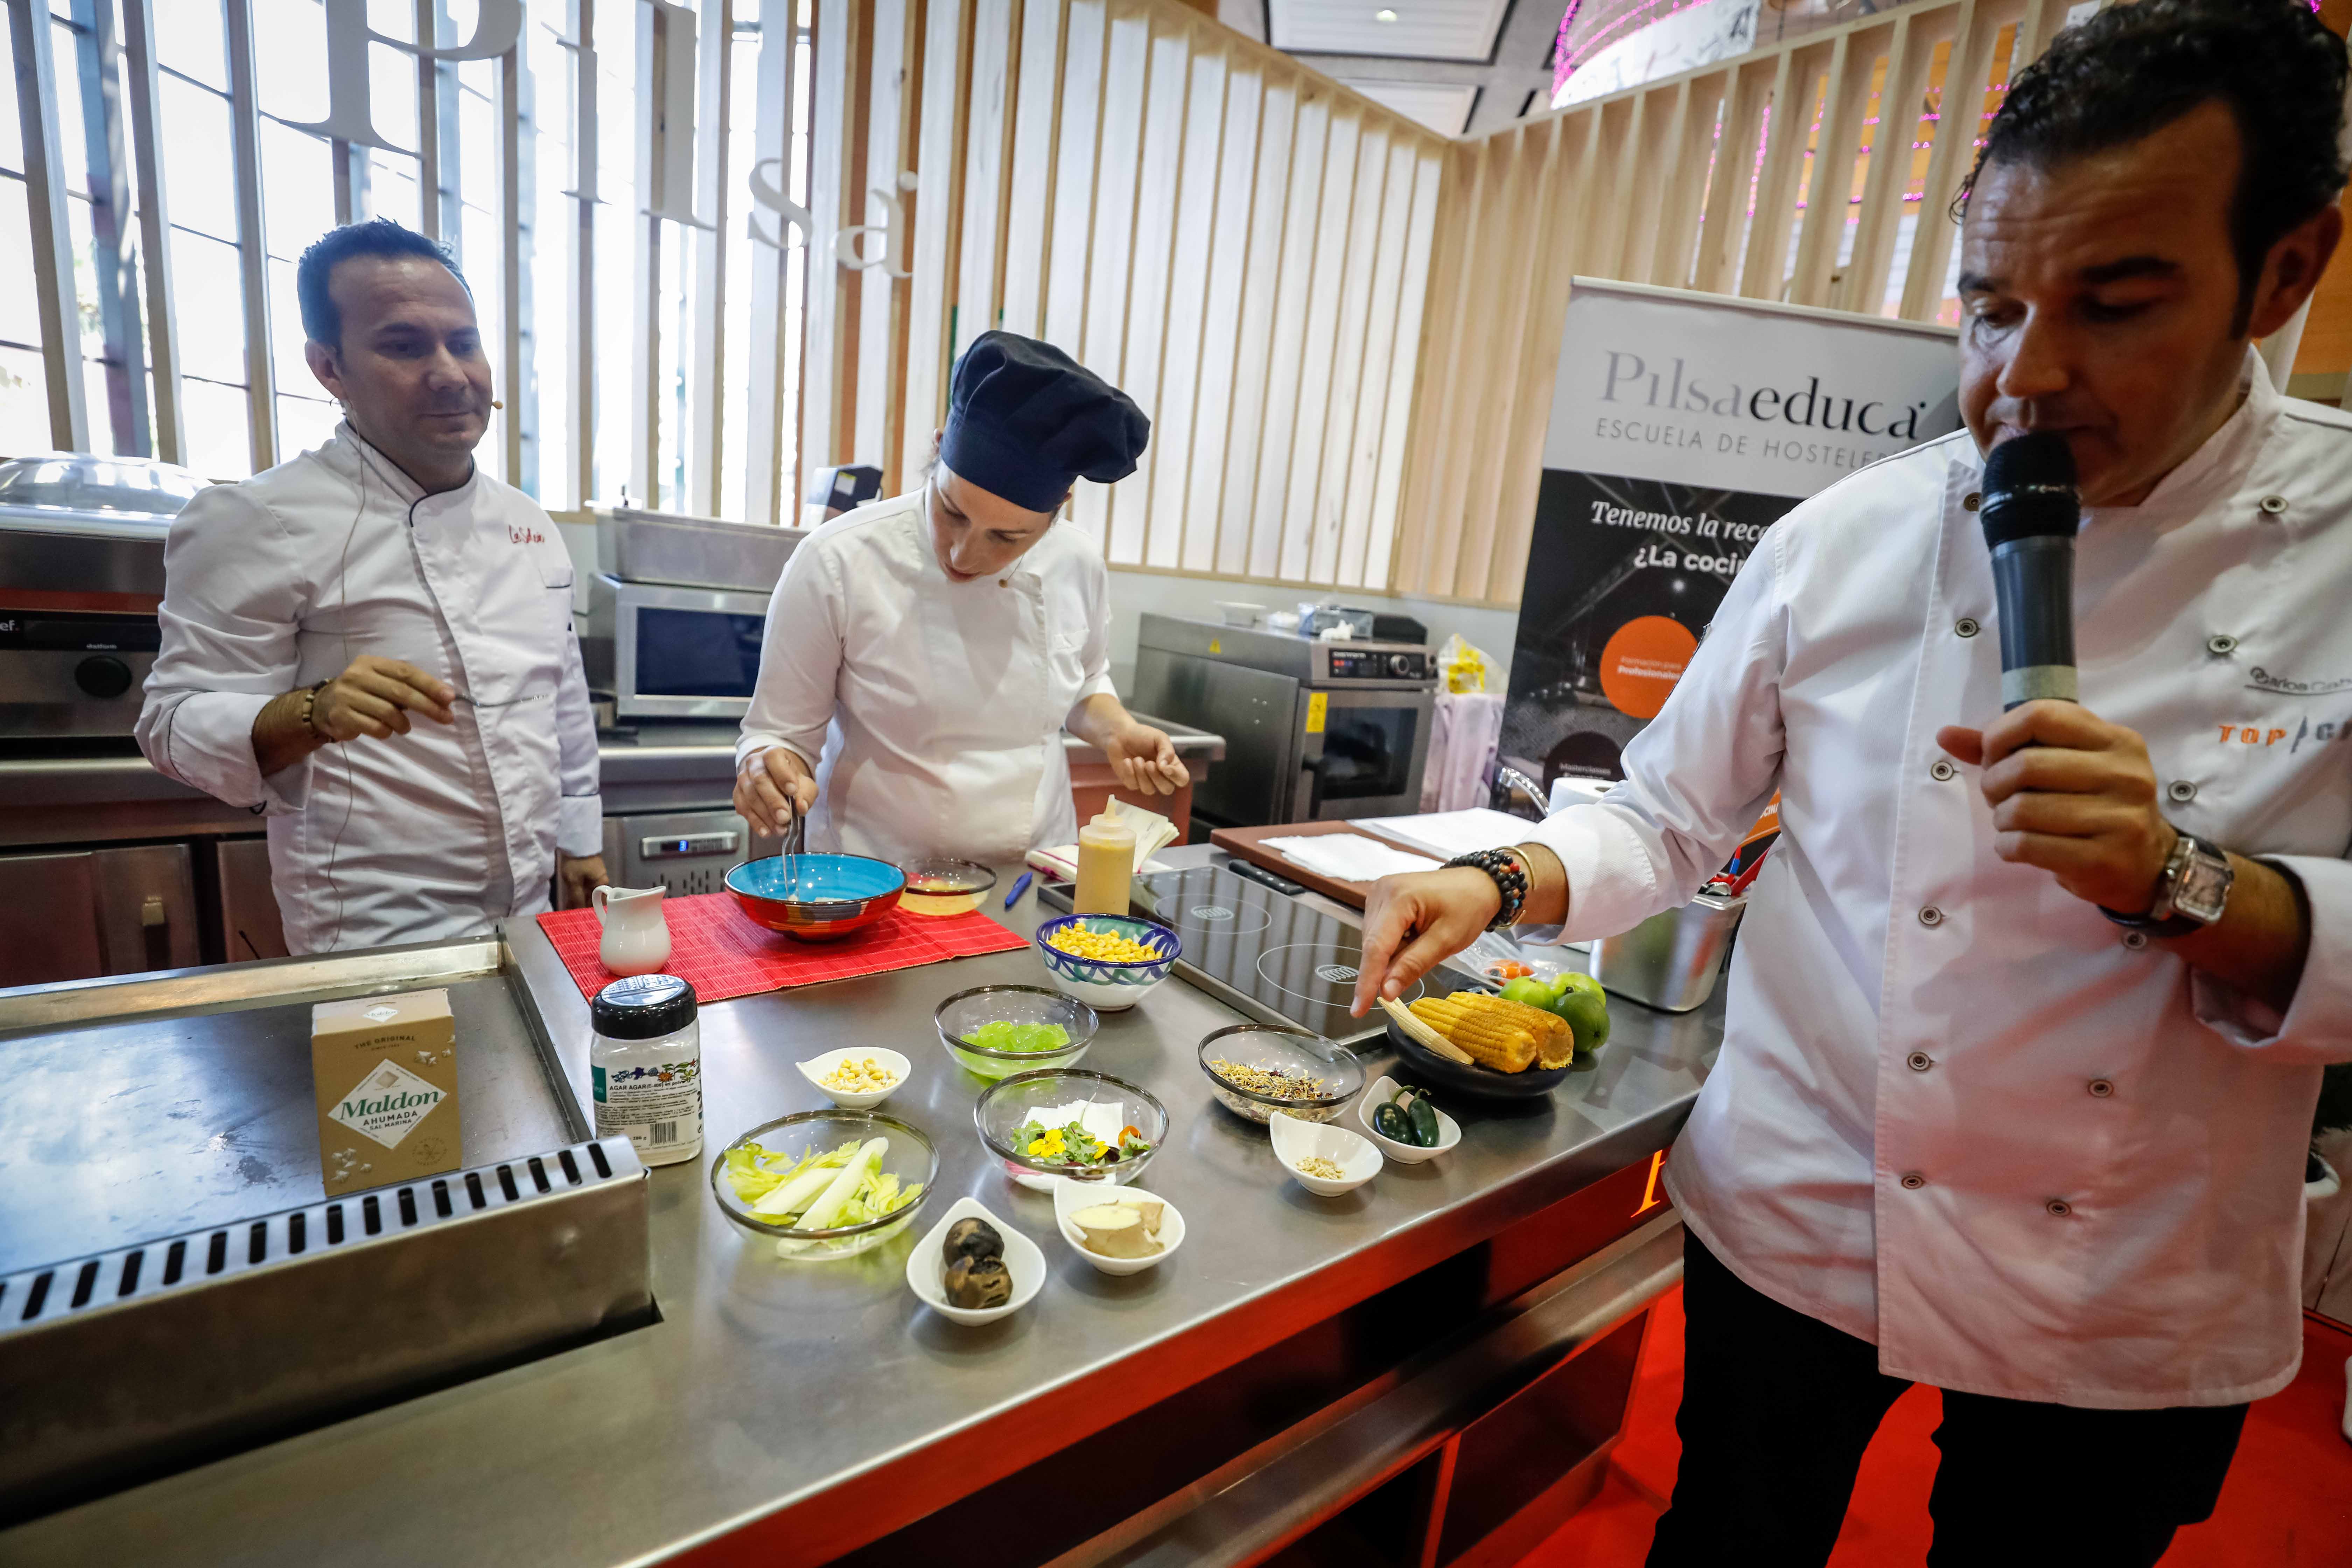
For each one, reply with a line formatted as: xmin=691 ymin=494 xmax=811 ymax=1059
xmin=904 ymin=1197 xmax=1045 ymax=1326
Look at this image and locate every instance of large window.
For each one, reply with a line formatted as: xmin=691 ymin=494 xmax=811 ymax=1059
xmin=4 ymin=0 xmax=817 ymax=522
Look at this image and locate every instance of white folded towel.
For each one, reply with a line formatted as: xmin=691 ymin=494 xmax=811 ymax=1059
xmin=1259 ymin=833 xmax=1442 ymax=884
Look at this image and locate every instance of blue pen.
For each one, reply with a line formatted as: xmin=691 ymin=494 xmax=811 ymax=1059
xmin=1004 ymin=870 xmax=1034 ymax=908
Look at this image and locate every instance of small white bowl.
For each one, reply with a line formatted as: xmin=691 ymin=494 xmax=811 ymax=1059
xmin=1269 ymin=1112 xmax=1381 ymax=1197
xmin=1216 ymin=600 xmax=1266 ymax=627
xmin=1051 ymin=1178 xmax=1188 ymax=1276
xmin=1355 ymin=1076 xmax=1461 ymax=1165
xmin=796 ymin=1046 xmax=911 ymax=1110
xmin=904 ymin=1197 xmax=1046 ymax=1325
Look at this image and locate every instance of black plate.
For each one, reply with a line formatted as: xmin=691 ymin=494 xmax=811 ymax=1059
xmin=1384 ymin=1015 xmax=1574 ymax=1099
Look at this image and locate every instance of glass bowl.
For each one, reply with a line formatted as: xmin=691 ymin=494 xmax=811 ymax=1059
xmin=1197 ymin=1024 xmax=1364 ymax=1125
xmin=898 ymin=858 xmax=997 ymax=917
xmin=973 ymin=1069 xmax=1169 ymax=1188
xmin=1032 ymin=913 xmax=1181 ymax=1012
xmin=709 ymin=1108 xmax=937 ymax=1260
xmin=934 ymin=984 xmax=1099 ymax=1080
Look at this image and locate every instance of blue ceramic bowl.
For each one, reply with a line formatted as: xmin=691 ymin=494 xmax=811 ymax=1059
xmin=1032 ymin=913 xmax=1181 ymax=1012
xmin=727 ymin=854 xmax=906 ymax=941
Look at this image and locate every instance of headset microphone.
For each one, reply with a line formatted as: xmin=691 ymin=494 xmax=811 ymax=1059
xmin=1979 ymin=431 xmax=2081 ymax=711
xmin=491 ymin=399 xmax=503 ymax=409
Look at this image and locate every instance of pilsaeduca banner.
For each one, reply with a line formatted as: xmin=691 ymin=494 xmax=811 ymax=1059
xmin=1502 ymin=279 xmax=1962 ymax=787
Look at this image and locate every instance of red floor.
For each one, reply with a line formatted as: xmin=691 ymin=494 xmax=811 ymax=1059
xmin=1517 ymin=1287 xmax=2352 ymax=1567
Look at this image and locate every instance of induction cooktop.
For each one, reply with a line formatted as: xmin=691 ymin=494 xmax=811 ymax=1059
xmin=1043 ymin=864 xmax=1485 ymax=1046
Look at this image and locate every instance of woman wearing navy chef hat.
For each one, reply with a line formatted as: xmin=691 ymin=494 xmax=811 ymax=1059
xmin=734 ymin=332 xmax=1188 ymax=866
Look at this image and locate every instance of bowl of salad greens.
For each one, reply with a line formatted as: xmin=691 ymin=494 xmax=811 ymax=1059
xmin=711 ymin=1109 xmax=937 ymax=1260
xmin=973 ymin=1069 xmax=1168 ymax=1189
xmin=934 ymin=984 xmax=1100 ymax=1080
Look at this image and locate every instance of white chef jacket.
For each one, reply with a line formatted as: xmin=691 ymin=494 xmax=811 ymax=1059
xmin=735 ymin=489 xmax=1116 ymax=866
xmin=138 ymin=424 xmax=603 ymax=954
xmin=1529 ymin=352 xmax=2352 ymax=1409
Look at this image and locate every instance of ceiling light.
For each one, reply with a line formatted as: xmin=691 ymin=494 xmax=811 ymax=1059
xmin=1376 ymin=7 xmax=1397 ymax=18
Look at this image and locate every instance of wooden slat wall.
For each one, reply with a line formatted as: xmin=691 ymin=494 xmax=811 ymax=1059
xmin=793 ymin=0 xmax=1448 ymax=593
xmin=1389 ymin=0 xmax=2052 ymax=605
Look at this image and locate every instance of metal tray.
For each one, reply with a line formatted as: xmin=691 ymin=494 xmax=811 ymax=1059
xmin=0 ymin=937 xmax=654 ymax=1522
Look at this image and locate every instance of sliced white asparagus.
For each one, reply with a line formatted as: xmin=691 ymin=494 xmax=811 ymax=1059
xmin=752 ymin=1161 xmax=840 ymax=1218
xmin=794 ymin=1137 xmax=889 ymax=1232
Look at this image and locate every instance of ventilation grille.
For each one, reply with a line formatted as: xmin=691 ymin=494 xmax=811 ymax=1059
xmin=0 ymin=1138 xmax=639 ymax=1338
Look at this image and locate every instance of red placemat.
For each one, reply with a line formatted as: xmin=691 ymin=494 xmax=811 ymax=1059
xmin=536 ymin=892 xmax=1031 ymax=1004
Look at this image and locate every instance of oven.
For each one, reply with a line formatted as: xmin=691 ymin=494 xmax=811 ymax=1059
xmin=1130 ymin=613 xmax=1437 ymax=827
xmin=582 ymin=576 xmax=773 ymax=721
xmin=577 ymin=509 xmax=800 ymax=723
xmin=0 ymin=453 xmax=201 ymax=741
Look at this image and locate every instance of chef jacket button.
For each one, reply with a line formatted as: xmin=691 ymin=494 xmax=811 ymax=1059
xmin=1918 ymin=905 xmax=1945 ymax=927
xmin=2045 ymin=1198 xmax=2073 ymax=1217
xmin=2259 ymin=494 xmax=2289 ymax=517
xmin=2206 ymin=634 xmax=2239 ymax=656
xmin=2167 ymin=779 xmax=2198 ymax=804
xmin=1931 ymin=759 xmax=1957 ymax=782
xmin=1900 ymin=1171 xmax=1927 ymax=1190
xmin=2122 ymin=930 xmax=2150 ymax=951
xmin=1963 ymin=491 xmax=1982 ymax=512
xmin=1955 ymin=616 xmax=1981 ymax=639
xmin=1907 ymin=1051 xmax=1934 ymax=1072
xmin=2088 ymin=1078 xmax=2115 ymax=1098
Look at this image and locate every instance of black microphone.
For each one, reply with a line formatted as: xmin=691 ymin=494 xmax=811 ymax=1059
xmin=1979 ymin=432 xmax=2080 ymax=710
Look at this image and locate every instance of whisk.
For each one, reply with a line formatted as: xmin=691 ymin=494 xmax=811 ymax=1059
xmin=781 ymin=789 xmax=807 ymax=901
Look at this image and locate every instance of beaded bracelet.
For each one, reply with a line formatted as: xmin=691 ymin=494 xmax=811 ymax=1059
xmin=1446 ymin=847 xmax=1530 ymax=931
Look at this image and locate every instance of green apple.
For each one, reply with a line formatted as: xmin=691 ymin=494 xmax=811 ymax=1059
xmin=1500 ymin=977 xmax=1559 ymax=1013
xmin=1552 ymin=972 xmax=1611 ymax=1055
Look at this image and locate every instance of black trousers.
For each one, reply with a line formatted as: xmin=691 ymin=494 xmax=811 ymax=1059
xmin=1646 ymin=1231 xmax=2250 ymax=1568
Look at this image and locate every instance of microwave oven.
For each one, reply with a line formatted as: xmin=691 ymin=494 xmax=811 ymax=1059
xmin=582 ymin=574 xmax=771 ymax=720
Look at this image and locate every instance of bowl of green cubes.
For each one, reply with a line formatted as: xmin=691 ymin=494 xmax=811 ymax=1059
xmin=933 ymin=983 xmax=1100 ymax=1080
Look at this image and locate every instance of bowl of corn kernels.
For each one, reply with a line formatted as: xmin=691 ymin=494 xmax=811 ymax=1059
xmin=795 ymin=1046 xmax=912 ymax=1110
xmin=1032 ymin=913 xmax=1181 ymax=1012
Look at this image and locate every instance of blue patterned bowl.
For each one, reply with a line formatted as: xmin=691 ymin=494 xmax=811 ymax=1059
xmin=1032 ymin=913 xmax=1181 ymax=1012
xmin=727 ymin=854 xmax=905 ymax=941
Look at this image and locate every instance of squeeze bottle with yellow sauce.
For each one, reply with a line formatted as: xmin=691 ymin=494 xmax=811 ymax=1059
xmin=1073 ymin=808 xmax=1136 ymax=915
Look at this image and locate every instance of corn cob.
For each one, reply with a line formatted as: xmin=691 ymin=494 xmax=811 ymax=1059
xmin=1451 ymin=991 xmax=1575 ymax=1070
xmin=1381 ymin=996 xmax=1474 ymax=1064
xmin=1409 ymin=996 xmax=1539 ymax=1073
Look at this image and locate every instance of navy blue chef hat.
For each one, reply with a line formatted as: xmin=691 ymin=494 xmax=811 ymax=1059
xmin=939 ymin=331 xmax=1150 ymax=513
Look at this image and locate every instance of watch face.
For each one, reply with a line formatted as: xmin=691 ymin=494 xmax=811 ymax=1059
xmin=2172 ymin=839 xmax=2234 ymax=925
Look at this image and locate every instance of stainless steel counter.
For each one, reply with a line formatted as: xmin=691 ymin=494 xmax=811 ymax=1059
xmin=0 ymin=718 xmax=1227 ymax=845
xmin=0 ymin=846 xmax=1717 ymax=1567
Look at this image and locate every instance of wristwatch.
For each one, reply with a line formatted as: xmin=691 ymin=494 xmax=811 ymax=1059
xmin=1446 ymin=847 xmax=1531 ymax=931
xmin=2101 ymin=828 xmax=2234 ymax=939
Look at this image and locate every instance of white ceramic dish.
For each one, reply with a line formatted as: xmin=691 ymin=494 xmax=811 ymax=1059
xmin=1216 ymin=600 xmax=1266 ymax=626
xmin=795 ymin=1046 xmax=912 ymax=1110
xmin=1354 ymin=1076 xmax=1461 ymax=1165
xmin=1269 ymin=1111 xmax=1381 ymax=1196
xmin=904 ymin=1197 xmax=1046 ymax=1326
xmin=1050 ymin=1178 xmax=1187 ymax=1276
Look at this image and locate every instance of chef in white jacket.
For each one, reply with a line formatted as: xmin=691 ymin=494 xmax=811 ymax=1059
xmin=139 ymin=220 xmax=606 ymax=953
xmin=1351 ymin=3 xmax=2349 ymax=1562
xmin=734 ymin=332 xmax=1185 ymax=864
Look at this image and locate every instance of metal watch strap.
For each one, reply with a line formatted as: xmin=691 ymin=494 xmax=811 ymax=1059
xmin=301 ymin=679 xmax=333 ymax=741
xmin=1446 ymin=847 xmax=1530 ymax=931
xmin=2100 ymin=829 xmax=2228 ymax=937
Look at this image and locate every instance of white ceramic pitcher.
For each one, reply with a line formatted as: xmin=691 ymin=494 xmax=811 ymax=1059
xmin=592 ymin=884 xmax=672 ymax=976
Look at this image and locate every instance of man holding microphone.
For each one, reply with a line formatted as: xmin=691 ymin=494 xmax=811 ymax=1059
xmin=140 ymin=220 xmax=606 ymax=953
xmin=1353 ymin=2 xmax=2351 ymax=1559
